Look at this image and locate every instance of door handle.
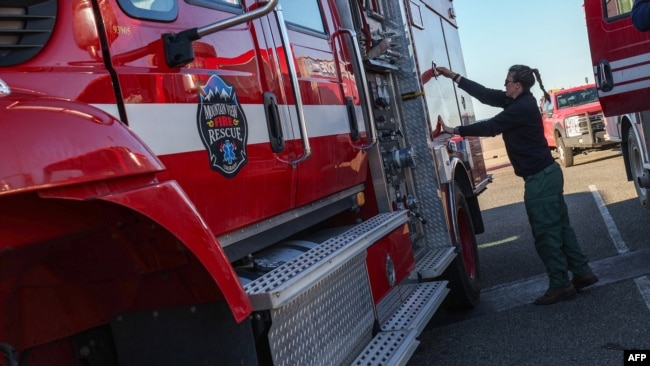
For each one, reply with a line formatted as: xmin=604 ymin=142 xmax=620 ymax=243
xmin=263 ymin=92 xmax=285 ymax=153
xmin=345 ymin=97 xmax=360 ymax=141
xmin=597 ymin=60 xmax=613 ymax=92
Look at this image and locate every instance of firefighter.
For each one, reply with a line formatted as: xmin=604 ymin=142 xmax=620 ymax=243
xmin=434 ymin=65 xmax=599 ymax=305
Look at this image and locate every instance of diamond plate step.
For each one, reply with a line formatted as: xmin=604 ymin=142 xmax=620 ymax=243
xmin=381 ymin=281 xmax=448 ymax=334
xmin=414 ymin=246 xmax=457 ymax=279
xmin=350 ymin=282 xmax=448 ymax=366
xmin=350 ymin=330 xmax=418 ymax=366
xmin=244 ymin=210 xmax=411 ymax=310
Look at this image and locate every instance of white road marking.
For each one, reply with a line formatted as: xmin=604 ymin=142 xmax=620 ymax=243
xmin=477 ymin=236 xmax=520 ymax=249
xmin=634 ymin=276 xmax=650 ymax=313
xmin=589 ymin=185 xmax=629 ymax=254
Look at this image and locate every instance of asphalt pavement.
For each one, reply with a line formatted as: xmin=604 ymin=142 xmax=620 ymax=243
xmin=408 ymin=143 xmax=650 ymax=366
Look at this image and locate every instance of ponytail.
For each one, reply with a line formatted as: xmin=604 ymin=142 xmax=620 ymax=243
xmin=509 ymin=65 xmax=550 ymax=101
xmin=532 ymin=68 xmax=551 ymax=102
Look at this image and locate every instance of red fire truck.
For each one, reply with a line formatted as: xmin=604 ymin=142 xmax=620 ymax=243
xmin=584 ymin=0 xmax=650 ymax=213
xmin=539 ymin=84 xmax=618 ymax=167
xmin=0 ymin=0 xmax=490 ymax=364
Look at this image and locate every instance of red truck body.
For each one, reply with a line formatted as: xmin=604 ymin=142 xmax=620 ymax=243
xmin=584 ymin=0 xmax=650 ymax=213
xmin=540 ymin=83 xmax=617 ymax=167
xmin=0 ymin=0 xmax=490 ymax=364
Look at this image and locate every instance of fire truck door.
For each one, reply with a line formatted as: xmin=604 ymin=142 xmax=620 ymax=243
xmin=585 ymin=0 xmax=650 ymax=116
xmin=91 ymin=0 xmax=297 ymax=238
xmin=440 ymin=19 xmax=489 ymax=185
xmin=408 ymin=1 xmax=455 ymax=137
xmin=409 ymin=1 xmax=488 ymax=185
xmin=259 ymin=0 xmax=370 ymax=207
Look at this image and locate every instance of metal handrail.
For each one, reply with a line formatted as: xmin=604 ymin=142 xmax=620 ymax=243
xmin=196 ymin=0 xmax=279 ymax=38
xmin=338 ymin=28 xmax=378 ymax=150
xmin=274 ymin=5 xmax=312 ymax=165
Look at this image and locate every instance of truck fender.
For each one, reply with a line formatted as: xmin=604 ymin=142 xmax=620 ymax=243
xmin=2 ymin=181 xmax=250 ymax=349
xmin=98 ymin=181 xmax=253 ymax=322
xmin=620 ymin=115 xmax=633 ymax=181
xmin=0 ymin=91 xmax=163 ymax=194
xmin=450 ymin=158 xmax=485 ymax=235
xmin=619 ymin=115 xmax=647 ymax=182
xmin=553 ymin=123 xmax=565 ymax=140
xmin=2 ymin=91 xmax=252 ymax=322
xmin=41 ymin=180 xmax=253 ymax=323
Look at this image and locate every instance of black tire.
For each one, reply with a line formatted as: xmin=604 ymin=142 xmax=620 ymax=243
xmin=555 ymin=135 xmax=574 ymax=167
xmin=628 ymin=128 xmax=650 ymax=213
xmin=441 ymin=181 xmax=481 ymax=310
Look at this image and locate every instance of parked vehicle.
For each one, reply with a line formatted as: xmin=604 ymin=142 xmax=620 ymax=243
xmin=539 ymin=84 xmax=618 ymax=167
xmin=0 ymin=0 xmax=491 ymax=364
xmin=584 ymin=0 xmax=650 ymax=213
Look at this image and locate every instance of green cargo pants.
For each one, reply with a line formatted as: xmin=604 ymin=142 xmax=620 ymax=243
xmin=524 ymin=162 xmax=592 ymax=288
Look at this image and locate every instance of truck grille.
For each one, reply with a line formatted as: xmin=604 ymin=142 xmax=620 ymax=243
xmin=0 ymin=0 xmax=57 ymax=66
xmin=589 ymin=112 xmax=605 ymax=132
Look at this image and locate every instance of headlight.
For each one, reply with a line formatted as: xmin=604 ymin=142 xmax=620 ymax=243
xmin=565 ymin=115 xmax=588 ymax=137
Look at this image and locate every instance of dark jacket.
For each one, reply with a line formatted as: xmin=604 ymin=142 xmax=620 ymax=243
xmin=632 ymin=0 xmax=650 ymax=32
xmin=456 ymin=77 xmax=554 ymax=177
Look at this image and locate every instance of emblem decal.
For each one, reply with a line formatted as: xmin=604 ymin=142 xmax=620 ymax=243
xmin=197 ymin=75 xmax=248 ymax=178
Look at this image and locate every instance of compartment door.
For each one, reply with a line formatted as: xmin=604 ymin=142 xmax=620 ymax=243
xmin=441 ymin=20 xmax=489 ymax=185
xmin=409 ymin=1 xmax=456 ymax=133
xmin=409 ymin=0 xmax=488 ymax=187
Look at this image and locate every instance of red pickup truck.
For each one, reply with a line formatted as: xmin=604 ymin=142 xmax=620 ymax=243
xmin=539 ymin=84 xmax=618 ymax=167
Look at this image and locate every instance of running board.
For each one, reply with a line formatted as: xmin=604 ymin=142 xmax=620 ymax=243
xmin=244 ymin=210 xmax=411 ymax=310
xmin=350 ymin=281 xmax=449 ymax=366
xmin=351 ymin=331 xmax=418 ymax=366
xmin=414 ymin=246 xmax=457 ymax=279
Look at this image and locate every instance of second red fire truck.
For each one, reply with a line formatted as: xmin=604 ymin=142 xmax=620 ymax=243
xmin=584 ymin=0 xmax=650 ymax=213
xmin=539 ymin=83 xmax=618 ymax=167
xmin=0 ymin=0 xmax=490 ymax=364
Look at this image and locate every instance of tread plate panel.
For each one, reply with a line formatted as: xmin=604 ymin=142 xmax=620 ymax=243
xmin=244 ymin=210 xmax=410 ymax=310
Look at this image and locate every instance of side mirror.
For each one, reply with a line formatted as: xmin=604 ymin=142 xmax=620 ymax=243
xmin=73 ymin=0 xmax=117 ymax=59
xmin=163 ymin=0 xmax=279 ymax=68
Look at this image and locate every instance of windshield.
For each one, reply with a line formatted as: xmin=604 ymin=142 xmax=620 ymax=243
xmin=555 ymin=87 xmax=599 ymax=109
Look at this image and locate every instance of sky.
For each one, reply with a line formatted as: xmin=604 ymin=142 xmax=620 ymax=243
xmin=452 ymin=0 xmax=593 ymax=120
